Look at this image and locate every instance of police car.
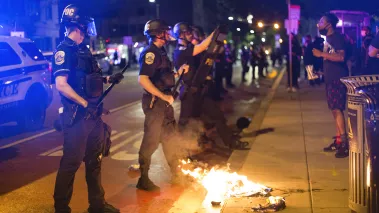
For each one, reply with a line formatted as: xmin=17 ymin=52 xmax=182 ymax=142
xmin=0 ymin=36 xmax=53 ymax=131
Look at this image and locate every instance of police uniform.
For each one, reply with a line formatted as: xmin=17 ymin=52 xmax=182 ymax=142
xmin=138 ymin=42 xmax=179 ymax=190
xmin=173 ymin=42 xmax=240 ymax=149
xmin=53 ymin=37 xmax=109 ymax=212
xmin=53 ymin=4 xmax=120 ymax=213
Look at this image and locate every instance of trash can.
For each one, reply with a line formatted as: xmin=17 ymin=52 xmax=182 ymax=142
xmin=356 ymin=84 xmax=379 ymax=213
xmin=340 ymin=75 xmax=379 ymax=213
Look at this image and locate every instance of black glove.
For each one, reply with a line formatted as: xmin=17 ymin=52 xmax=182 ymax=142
xmin=109 ymin=73 xmax=124 ymax=84
xmin=84 ymin=104 xmax=99 ymax=120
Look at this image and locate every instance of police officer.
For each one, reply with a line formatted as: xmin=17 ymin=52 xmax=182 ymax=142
xmin=137 ymin=19 xmax=189 ymax=191
xmin=173 ymin=23 xmax=249 ymax=150
xmin=53 ymin=4 xmax=123 ymax=213
xmin=172 ymin=22 xmax=214 ymax=129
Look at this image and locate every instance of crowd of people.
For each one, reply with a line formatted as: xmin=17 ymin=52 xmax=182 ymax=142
xmin=285 ymin=13 xmax=379 ymax=159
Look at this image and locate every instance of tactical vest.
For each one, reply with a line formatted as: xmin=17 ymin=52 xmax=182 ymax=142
xmin=152 ymin=50 xmax=175 ymax=91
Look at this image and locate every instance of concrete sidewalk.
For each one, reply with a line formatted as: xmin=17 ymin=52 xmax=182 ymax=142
xmin=224 ymin=76 xmax=350 ymax=213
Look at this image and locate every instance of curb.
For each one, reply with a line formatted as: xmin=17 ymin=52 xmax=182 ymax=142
xmin=227 ymin=66 xmax=286 ymax=172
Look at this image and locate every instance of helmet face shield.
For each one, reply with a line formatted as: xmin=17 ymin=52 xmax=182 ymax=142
xmin=86 ymin=20 xmax=97 ymax=37
xmin=166 ymin=29 xmax=177 ymax=41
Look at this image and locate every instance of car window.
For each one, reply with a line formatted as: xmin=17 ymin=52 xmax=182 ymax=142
xmin=18 ymin=42 xmax=45 ymax=61
xmin=0 ymin=42 xmax=22 ymax=67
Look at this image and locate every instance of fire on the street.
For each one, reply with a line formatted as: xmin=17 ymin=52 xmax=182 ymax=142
xmin=179 ymin=159 xmax=286 ymax=211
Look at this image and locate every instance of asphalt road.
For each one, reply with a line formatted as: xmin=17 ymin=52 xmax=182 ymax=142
xmin=0 ymin=64 xmax=281 ymax=213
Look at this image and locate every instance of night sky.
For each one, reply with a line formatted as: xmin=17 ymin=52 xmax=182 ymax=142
xmin=61 ymin=0 xmax=379 ymax=21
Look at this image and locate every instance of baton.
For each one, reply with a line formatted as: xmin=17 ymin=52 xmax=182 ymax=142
xmin=96 ymin=64 xmax=129 ymax=108
xmin=172 ymin=62 xmax=187 ymax=99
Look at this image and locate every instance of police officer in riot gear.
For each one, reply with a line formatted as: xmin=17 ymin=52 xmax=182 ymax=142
xmin=173 ymin=23 xmax=249 ymax=150
xmin=172 ymin=22 xmax=214 ymax=129
xmin=53 ymin=4 xmax=123 ymax=213
xmin=137 ymin=19 xmax=189 ymax=191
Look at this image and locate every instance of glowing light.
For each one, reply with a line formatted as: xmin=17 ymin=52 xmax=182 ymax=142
xmin=258 ymin=22 xmax=264 ymax=28
xmin=250 ymin=41 xmax=254 ymax=45
xmin=265 ymin=50 xmax=269 ymax=55
xmin=247 ymin=14 xmax=253 ymax=21
xmin=367 ymin=159 xmax=371 ymax=187
xmin=34 ymin=56 xmax=38 ymax=60
xmin=228 ymin=16 xmax=234 ymax=21
xmin=274 ymin=23 xmax=280 ymax=29
xmin=236 ymin=28 xmax=241 ymax=32
xmin=248 ymin=20 xmax=253 ymax=24
xmin=250 ymin=30 xmax=254 ymax=34
xmin=337 ymin=20 xmax=343 ymax=27
xmin=279 ymin=38 xmax=283 ymax=43
xmin=262 ymin=38 xmax=266 ymax=42
xmin=133 ymin=42 xmax=139 ymax=48
xmin=149 ymin=0 xmax=155 ymax=2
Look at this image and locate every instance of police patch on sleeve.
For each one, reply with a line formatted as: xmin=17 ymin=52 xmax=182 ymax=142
xmin=145 ymin=52 xmax=155 ymax=65
xmin=55 ymin=51 xmax=65 ymax=65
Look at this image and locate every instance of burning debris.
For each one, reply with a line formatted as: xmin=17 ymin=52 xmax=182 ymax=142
xmin=252 ymin=196 xmax=286 ymax=212
xmin=179 ymin=159 xmax=285 ymax=209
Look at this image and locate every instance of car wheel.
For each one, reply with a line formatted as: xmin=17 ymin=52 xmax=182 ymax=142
xmin=17 ymin=89 xmax=47 ymax=131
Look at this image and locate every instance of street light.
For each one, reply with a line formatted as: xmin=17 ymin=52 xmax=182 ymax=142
xmin=149 ymin=0 xmax=159 ymax=19
xmin=261 ymin=38 xmax=266 ymax=42
xmin=247 ymin=14 xmax=253 ymax=21
xmin=250 ymin=41 xmax=254 ymax=45
xmin=274 ymin=23 xmax=280 ymax=29
xmin=279 ymin=38 xmax=283 ymax=43
xmin=248 ymin=20 xmax=253 ymax=24
xmin=258 ymin=22 xmax=264 ymax=28
xmin=236 ymin=28 xmax=241 ymax=32
xmin=228 ymin=16 xmax=234 ymax=21
xmin=250 ymin=30 xmax=254 ymax=34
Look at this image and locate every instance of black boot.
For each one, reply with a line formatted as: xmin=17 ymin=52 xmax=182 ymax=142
xmin=136 ymin=176 xmax=160 ymax=191
xmin=335 ymin=134 xmax=349 ymax=158
xmin=88 ymin=203 xmax=120 ymax=213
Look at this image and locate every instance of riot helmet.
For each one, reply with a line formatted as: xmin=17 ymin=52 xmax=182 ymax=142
xmin=173 ymin=22 xmax=193 ymax=41
xmin=144 ymin=19 xmax=175 ymax=42
xmin=61 ymin=4 xmax=97 ymax=37
xmin=192 ymin=26 xmax=205 ymax=40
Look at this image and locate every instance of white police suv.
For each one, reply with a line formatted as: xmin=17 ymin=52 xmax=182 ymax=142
xmin=0 ymin=36 xmax=53 ymax=131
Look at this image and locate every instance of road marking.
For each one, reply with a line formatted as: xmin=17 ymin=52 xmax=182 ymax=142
xmin=0 ymin=129 xmax=56 ymax=149
xmin=0 ymin=101 xmax=141 ymax=150
xmin=110 ymin=131 xmax=130 ymax=141
xmin=40 ymin=145 xmax=63 ymax=156
xmin=48 ymin=150 xmax=63 ymax=157
xmin=110 ymin=131 xmax=143 ymax=153
xmin=109 ymin=100 xmax=140 ymax=113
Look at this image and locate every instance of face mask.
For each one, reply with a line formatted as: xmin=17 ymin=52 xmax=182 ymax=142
xmin=319 ymin=28 xmax=328 ymax=36
xmin=319 ymin=23 xmax=330 ymax=36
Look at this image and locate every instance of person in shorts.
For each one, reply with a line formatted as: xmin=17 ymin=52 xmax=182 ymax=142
xmin=313 ymin=13 xmax=349 ymax=158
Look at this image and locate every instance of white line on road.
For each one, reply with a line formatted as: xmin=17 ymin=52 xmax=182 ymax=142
xmin=109 ymin=100 xmax=140 ymax=113
xmin=40 ymin=145 xmax=63 ymax=156
xmin=1 ymin=101 xmax=141 ymax=150
xmin=0 ymin=129 xmax=56 ymax=150
xmin=110 ymin=131 xmax=143 ymax=153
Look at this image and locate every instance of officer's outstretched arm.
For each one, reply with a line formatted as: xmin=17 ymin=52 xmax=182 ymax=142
xmin=193 ymin=31 xmax=215 ymax=56
xmin=56 ymin=75 xmax=88 ymax=108
xmin=138 ymin=75 xmax=174 ymax=105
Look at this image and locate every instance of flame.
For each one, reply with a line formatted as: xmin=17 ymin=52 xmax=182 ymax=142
xmin=179 ymin=159 xmax=270 ymax=204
